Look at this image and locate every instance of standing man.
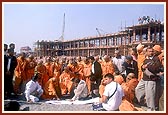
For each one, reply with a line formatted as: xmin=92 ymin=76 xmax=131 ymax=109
xmin=135 ymin=46 xmax=163 ymax=111
xmin=136 ymin=43 xmax=145 ymax=81
xmin=4 ymin=44 xmax=8 ymax=56
xmin=112 ymin=50 xmax=125 ymax=75
xmin=26 ymin=55 xmax=37 ymax=82
xmin=14 ymin=52 xmax=28 ymax=94
xmin=101 ymin=55 xmax=115 ymax=77
xmin=89 ymin=56 xmax=102 ymax=97
xmin=4 ymin=49 xmax=17 ymax=98
xmin=122 ymin=55 xmax=138 ymax=79
xmin=83 ymin=57 xmax=92 ymax=95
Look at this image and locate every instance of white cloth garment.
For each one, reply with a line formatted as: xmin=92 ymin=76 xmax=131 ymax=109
xmin=91 ymin=61 xmax=95 ymax=74
xmin=71 ymin=80 xmax=88 ymax=101
xmin=112 ymin=56 xmax=125 ymax=74
xmin=102 ymin=81 xmax=124 ymax=111
xmin=7 ymin=58 xmax=11 ymax=71
xmin=24 ymin=80 xmax=43 ymax=102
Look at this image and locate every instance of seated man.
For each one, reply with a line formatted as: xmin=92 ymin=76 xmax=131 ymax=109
xmin=125 ymin=73 xmax=137 ymax=83
xmin=71 ymin=78 xmax=89 ymax=101
xmin=113 ymin=71 xmax=125 ymax=85
xmin=97 ymin=73 xmax=124 ymax=111
xmin=121 ymin=73 xmax=139 ymax=104
xmin=24 ymin=72 xmax=43 ymax=102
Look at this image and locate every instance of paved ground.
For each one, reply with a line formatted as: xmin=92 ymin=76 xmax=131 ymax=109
xmin=20 ymin=102 xmax=93 ymax=111
xmin=3 ymin=94 xmax=148 ymax=112
xmin=3 ymin=94 xmax=94 ymax=112
xmin=4 ymin=99 xmax=94 ymax=112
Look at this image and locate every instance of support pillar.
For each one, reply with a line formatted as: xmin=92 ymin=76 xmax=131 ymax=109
xmin=154 ymin=27 xmax=157 ymax=42
xmin=114 ymin=36 xmax=117 ymax=49
xmin=128 ymin=34 xmax=131 ymax=44
xmin=140 ymin=28 xmax=142 ymax=42
xmin=107 ymin=48 xmax=108 ymax=56
xmin=147 ymin=25 xmax=151 ymax=42
xmin=99 ymin=38 xmax=102 ymax=56
xmin=133 ymin=29 xmax=136 ymax=42
xmin=124 ymin=35 xmax=126 ymax=56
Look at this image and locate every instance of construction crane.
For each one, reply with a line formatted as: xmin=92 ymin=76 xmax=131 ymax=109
xmin=59 ymin=13 xmax=65 ymax=42
xmin=96 ymin=28 xmax=101 ymax=36
xmin=96 ymin=28 xmax=107 ymax=36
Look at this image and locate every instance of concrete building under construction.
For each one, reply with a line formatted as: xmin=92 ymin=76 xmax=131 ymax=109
xmin=34 ymin=21 xmax=164 ymax=57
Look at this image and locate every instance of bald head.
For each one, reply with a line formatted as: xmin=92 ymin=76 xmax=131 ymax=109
xmin=76 ymin=56 xmax=81 ymax=62
xmin=28 ymin=55 xmax=34 ymax=60
xmin=83 ymin=57 xmax=89 ymax=64
xmin=126 ymin=73 xmax=136 ymax=82
xmin=37 ymin=60 xmax=43 ymax=65
xmin=103 ymin=55 xmax=110 ymax=62
xmin=52 ymin=77 xmax=57 ymax=82
xmin=94 ymin=55 xmax=99 ymax=61
xmin=20 ymin=52 xmax=26 ymax=59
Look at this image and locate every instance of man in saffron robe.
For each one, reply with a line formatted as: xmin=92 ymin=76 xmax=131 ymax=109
xmin=44 ymin=57 xmax=54 ymax=79
xmin=83 ymin=57 xmax=92 ymax=95
xmin=59 ymin=67 xmax=73 ymax=95
xmin=42 ymin=77 xmax=61 ymax=100
xmin=136 ymin=43 xmax=145 ymax=81
xmin=26 ymin=55 xmax=37 ymax=81
xmin=14 ymin=52 xmax=28 ymax=94
xmin=53 ymin=58 xmax=61 ymax=82
xmin=35 ymin=60 xmax=48 ymax=88
xmin=101 ymin=55 xmax=115 ymax=77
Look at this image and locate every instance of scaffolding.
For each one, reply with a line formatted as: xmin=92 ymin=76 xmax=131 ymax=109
xmin=34 ymin=22 xmax=164 ymax=57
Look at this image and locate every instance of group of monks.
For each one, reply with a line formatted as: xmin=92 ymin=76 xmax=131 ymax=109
xmin=11 ymin=43 xmax=164 ymax=111
xmin=13 ymin=53 xmax=115 ymax=99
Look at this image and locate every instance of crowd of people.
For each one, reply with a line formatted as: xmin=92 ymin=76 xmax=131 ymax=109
xmin=4 ymin=43 xmax=164 ymax=111
xmin=138 ymin=16 xmax=162 ymax=24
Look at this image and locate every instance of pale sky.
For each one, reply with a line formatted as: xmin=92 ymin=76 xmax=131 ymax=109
xmin=3 ymin=2 xmax=164 ymax=53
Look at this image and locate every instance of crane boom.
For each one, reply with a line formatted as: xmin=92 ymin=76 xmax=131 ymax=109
xmin=62 ymin=13 xmax=65 ymax=41
xmin=96 ymin=28 xmax=101 ymax=36
xmin=59 ymin=13 xmax=65 ymax=42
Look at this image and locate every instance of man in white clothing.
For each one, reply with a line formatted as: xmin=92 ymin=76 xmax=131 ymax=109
xmin=71 ymin=78 xmax=89 ymax=101
xmin=24 ymin=73 xmax=43 ymax=102
xmin=112 ymin=50 xmax=125 ymax=72
xmin=99 ymin=73 xmax=124 ymax=111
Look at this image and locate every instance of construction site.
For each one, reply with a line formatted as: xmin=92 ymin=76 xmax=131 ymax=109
xmin=34 ymin=18 xmax=164 ymax=57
